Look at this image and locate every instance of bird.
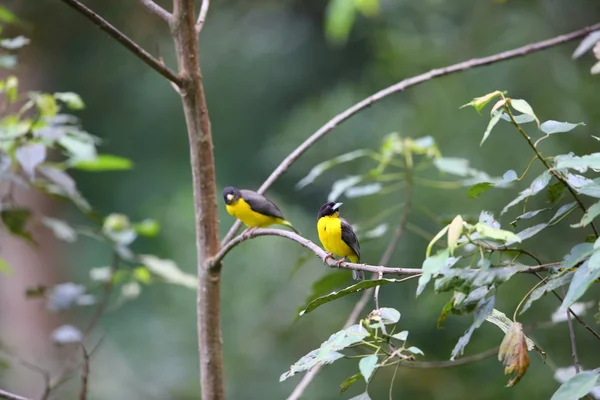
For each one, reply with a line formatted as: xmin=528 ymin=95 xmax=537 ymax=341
xmin=222 ymin=186 xmax=300 ymax=236
xmin=317 ymin=201 xmax=364 ymax=280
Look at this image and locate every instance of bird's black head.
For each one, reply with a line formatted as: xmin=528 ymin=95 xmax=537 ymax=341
xmin=318 ymin=201 xmax=343 ymax=219
xmin=222 ymin=186 xmax=242 ymax=205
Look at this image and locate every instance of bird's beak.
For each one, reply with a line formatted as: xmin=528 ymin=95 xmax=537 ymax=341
xmin=226 ymin=194 xmax=234 ymax=201
xmin=332 ymin=202 xmax=343 ymax=211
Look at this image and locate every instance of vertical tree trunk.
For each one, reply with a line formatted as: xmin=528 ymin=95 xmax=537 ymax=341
xmin=170 ymin=1 xmax=224 ymax=398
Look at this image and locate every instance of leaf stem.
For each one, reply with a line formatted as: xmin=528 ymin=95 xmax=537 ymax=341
xmin=503 ymin=104 xmax=598 ymax=237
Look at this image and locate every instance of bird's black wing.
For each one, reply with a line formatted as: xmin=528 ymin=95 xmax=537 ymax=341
xmin=340 ymin=218 xmax=360 ymax=261
xmin=239 ymin=189 xmax=286 ymax=219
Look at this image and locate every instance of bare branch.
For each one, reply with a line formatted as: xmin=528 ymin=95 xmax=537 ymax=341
xmin=211 ymin=228 xmax=551 ymax=276
xmin=195 ymin=0 xmax=210 ymax=34
xmin=138 ymin=0 xmax=172 ymax=23
xmin=59 ymin=0 xmax=181 ymax=86
xmin=78 ymin=346 xmax=90 ymax=400
xmin=0 ymin=388 xmax=31 ymax=400
xmin=395 ymin=347 xmax=499 ymax=369
xmin=222 ymin=21 xmax=600 ymax=245
xmin=171 ymin=0 xmax=223 ymax=398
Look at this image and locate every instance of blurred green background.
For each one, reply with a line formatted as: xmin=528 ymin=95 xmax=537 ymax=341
xmin=3 ymin=0 xmax=600 ymax=398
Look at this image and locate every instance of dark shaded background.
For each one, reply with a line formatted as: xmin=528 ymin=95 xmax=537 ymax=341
xmin=2 ymin=0 xmax=600 ymax=398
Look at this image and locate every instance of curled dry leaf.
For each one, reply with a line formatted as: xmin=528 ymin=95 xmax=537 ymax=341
xmin=498 ymin=322 xmax=530 ymax=387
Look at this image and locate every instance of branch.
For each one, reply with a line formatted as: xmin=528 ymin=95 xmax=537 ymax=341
xmin=563 ymin=287 xmax=581 ymax=373
xmin=394 ymin=347 xmax=499 ymax=369
xmin=212 ymin=228 xmax=552 ymax=276
xmin=195 ymin=0 xmax=210 ymax=34
xmin=221 ymin=21 xmax=600 ymax=244
xmin=170 ymin=0 xmax=223 ymax=398
xmin=0 ymin=389 xmax=31 ymax=400
xmin=78 ymin=346 xmax=90 ymax=400
xmin=58 ymin=0 xmax=181 ymax=86
xmin=138 ymin=0 xmax=172 ymax=23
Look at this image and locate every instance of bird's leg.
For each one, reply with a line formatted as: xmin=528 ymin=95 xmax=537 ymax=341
xmin=323 ymin=252 xmax=334 ymax=263
xmin=336 ymin=258 xmax=346 ymax=267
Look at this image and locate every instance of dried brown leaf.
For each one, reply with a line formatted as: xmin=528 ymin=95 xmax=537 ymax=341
xmin=498 ymin=322 xmax=530 ymax=387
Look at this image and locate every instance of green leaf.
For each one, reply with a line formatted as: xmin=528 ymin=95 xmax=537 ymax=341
xmin=368 ymin=307 xmax=400 ymax=328
xmin=299 ymin=279 xmax=400 ymax=316
xmin=467 ymin=182 xmax=494 ymax=199
xmin=296 ymin=150 xmax=370 ymax=189
xmin=0 ymin=6 xmax=18 ymax=24
xmin=0 ymin=55 xmax=17 ymax=69
xmin=474 ymin=222 xmax=520 ymax=243
xmin=547 ymin=182 xmax=566 ymax=203
xmin=550 ymin=371 xmax=600 ymax=400
xmin=554 ymin=153 xmax=600 ymax=173
xmin=447 ymin=215 xmax=463 ymax=255
xmin=59 ymin=134 xmax=97 ymax=162
xmin=298 ymin=271 xmax=350 ymax=316
xmin=561 ymin=259 xmax=600 ymax=311
xmin=359 ymin=355 xmax=378 ymax=383
xmin=519 ymin=272 xmax=575 ymax=314
xmin=0 ymin=257 xmax=12 ymax=275
xmin=133 ymin=219 xmax=160 ymax=237
xmin=72 ymin=154 xmax=132 ymax=171
xmin=391 ymin=330 xmax=408 ymax=341
xmin=31 ymin=93 xmax=58 ymax=118
xmin=349 ymin=392 xmax=371 ymax=400
xmin=5 ymin=75 xmax=18 ymax=103
xmin=0 ymin=207 xmax=32 ymax=241
xmin=561 ymin=243 xmax=594 ymax=272
xmin=51 ymin=325 xmax=83 ymax=345
xmin=140 ymin=255 xmax=196 ymax=289
xmin=417 ymin=249 xmax=450 ymax=296
xmin=328 ymin=175 xmax=363 ymax=202
xmin=280 ymin=324 xmax=369 ymax=381
xmin=571 ymin=200 xmax=600 ymax=228
xmin=0 ymin=36 xmax=30 ymax=50
xmin=592 ymin=61 xmax=600 ymax=75
xmin=53 ymin=92 xmax=85 ymax=110
xmin=354 ymin=0 xmax=379 ymax=16
xmin=15 ymin=143 xmax=46 ymax=179
xmin=345 ymin=183 xmax=383 ymax=199
xmin=460 ymin=91 xmax=504 ymax=114
xmin=540 ymin=120 xmax=584 ymax=135
xmin=499 ymin=113 xmax=535 ymax=124
xmin=407 ymin=346 xmax=424 ymax=356
xmin=573 ymin=31 xmax=600 ymax=59
xmin=325 ymin=0 xmax=357 ymax=44
xmin=480 ymin=110 xmax=503 ymax=146
xmin=450 ymin=296 xmax=495 ymax=360
xmin=509 ymin=99 xmax=539 ymax=127
xmin=42 ymin=217 xmax=78 ymax=243
xmin=502 ymin=171 xmax=552 ymax=215
xmin=340 ymin=373 xmax=362 ymax=393
xmin=133 ymin=267 xmax=152 ymax=284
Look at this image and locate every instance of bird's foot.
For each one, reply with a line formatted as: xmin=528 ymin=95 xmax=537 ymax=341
xmin=335 ymin=258 xmax=345 ymax=267
xmin=242 ymin=227 xmax=257 ymax=240
xmin=323 ymin=253 xmax=334 ymax=263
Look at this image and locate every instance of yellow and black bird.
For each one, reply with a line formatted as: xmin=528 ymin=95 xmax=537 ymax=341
xmin=222 ymin=186 xmax=299 ymax=235
xmin=317 ymin=201 xmax=364 ymax=280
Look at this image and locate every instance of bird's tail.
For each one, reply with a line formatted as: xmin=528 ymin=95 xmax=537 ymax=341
xmin=281 ymin=220 xmax=301 ymax=235
xmin=347 ymin=254 xmax=364 ymax=281
xmin=352 ymin=270 xmax=365 ymax=281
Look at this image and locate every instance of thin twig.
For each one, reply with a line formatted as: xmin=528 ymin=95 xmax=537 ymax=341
xmin=222 ymin=21 xmax=600 ymax=244
xmin=195 ymin=0 xmax=210 ymax=34
xmin=58 ymin=0 xmax=181 ymax=85
xmin=532 ymin=272 xmax=600 ymax=340
xmin=138 ymin=0 xmax=172 ymax=23
xmin=504 ymin=105 xmax=598 ymax=236
xmin=562 ymin=287 xmax=581 ymax=373
xmin=78 ymin=345 xmax=90 ymax=400
xmin=0 ymin=389 xmax=31 ymax=400
xmin=394 ymin=347 xmax=499 ymax=368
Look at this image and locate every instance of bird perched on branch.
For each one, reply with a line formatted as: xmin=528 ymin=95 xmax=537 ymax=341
xmin=317 ymin=201 xmax=364 ymax=280
xmin=222 ymin=186 xmax=299 ymax=236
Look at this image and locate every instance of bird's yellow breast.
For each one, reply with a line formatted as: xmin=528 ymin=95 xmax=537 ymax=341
xmin=226 ymin=198 xmax=282 ymax=228
xmin=317 ymin=215 xmax=356 ymax=261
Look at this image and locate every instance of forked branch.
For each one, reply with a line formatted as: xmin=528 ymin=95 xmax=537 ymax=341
xmin=138 ymin=0 xmax=172 ymax=23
